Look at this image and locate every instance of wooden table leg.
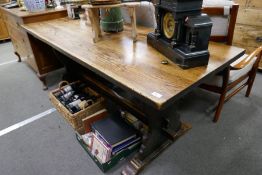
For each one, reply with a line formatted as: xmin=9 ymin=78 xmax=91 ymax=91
xmin=37 ymin=73 xmax=48 ymax=90
xmin=87 ymin=8 xmax=102 ymax=43
xmin=122 ymin=108 xmax=191 ymax=175
xmin=128 ymin=7 xmax=137 ymax=42
xmin=59 ymin=56 xmax=191 ymax=174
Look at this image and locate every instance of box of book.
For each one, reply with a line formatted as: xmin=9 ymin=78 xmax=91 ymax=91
xmin=76 ymin=132 xmax=140 ymax=172
xmin=76 ymin=112 xmax=142 ymax=172
xmin=49 ymin=81 xmax=105 ymax=134
xmin=91 ymin=115 xmax=141 ymax=156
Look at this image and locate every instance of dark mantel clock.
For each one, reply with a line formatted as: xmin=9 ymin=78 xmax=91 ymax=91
xmin=147 ymin=0 xmax=213 ymax=69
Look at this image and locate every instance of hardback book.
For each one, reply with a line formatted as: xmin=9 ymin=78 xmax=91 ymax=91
xmin=91 ymin=134 xmax=112 ymax=163
xmin=112 ymin=136 xmax=141 ymax=155
xmin=91 ymin=115 xmax=138 ymax=149
xmin=82 ymin=109 xmax=107 ymax=133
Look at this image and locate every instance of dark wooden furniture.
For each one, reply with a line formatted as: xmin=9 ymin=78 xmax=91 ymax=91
xmin=0 ymin=8 xmax=9 ymax=41
xmin=202 ymin=3 xmax=239 ymax=45
xmin=201 ymin=46 xmax=262 ymax=122
xmin=259 ymin=59 xmax=262 ymax=71
xmin=201 ymin=4 xmax=241 ymax=122
xmin=0 ymin=7 xmax=67 ymax=89
xmin=22 ymin=18 xmax=245 ymax=174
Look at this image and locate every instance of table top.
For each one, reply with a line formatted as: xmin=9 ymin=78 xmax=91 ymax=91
xmin=22 ymin=18 xmax=245 ymax=110
xmin=0 ymin=6 xmax=66 ymax=18
xmin=82 ymin=2 xmax=141 ymax=9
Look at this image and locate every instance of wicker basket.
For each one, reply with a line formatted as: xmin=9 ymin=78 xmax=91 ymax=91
xmin=49 ymin=81 xmax=105 ymax=132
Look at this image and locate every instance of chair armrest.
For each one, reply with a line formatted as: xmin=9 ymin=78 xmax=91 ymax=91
xmin=231 ymin=46 xmax=262 ymax=70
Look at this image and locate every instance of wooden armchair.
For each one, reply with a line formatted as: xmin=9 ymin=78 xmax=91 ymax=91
xmin=200 ymin=4 xmax=262 ymax=122
xmin=201 ymin=47 xmax=262 ymax=122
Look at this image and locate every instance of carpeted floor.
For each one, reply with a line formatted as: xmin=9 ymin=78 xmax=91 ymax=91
xmin=0 ymin=41 xmax=261 ymax=175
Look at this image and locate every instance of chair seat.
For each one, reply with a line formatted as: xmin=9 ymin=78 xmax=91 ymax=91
xmin=206 ymin=54 xmax=257 ymax=86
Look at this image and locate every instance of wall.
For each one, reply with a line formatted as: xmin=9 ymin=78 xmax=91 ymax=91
xmin=233 ymin=0 xmax=262 ymax=68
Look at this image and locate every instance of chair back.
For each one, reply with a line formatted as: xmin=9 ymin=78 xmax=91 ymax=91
xmin=202 ymin=4 xmax=239 ymax=45
xmin=233 ymin=46 xmax=262 ymax=70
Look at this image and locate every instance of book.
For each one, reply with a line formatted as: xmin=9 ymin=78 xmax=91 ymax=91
xmin=82 ymin=109 xmax=107 ymax=133
xmin=112 ymin=136 xmax=141 ymax=155
xmin=82 ymin=132 xmax=94 ymax=150
xmin=91 ymin=134 xmax=112 ymax=163
xmin=91 ymin=115 xmax=138 ymax=148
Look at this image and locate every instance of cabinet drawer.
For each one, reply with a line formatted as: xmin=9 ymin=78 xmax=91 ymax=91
xmin=11 ymin=37 xmax=27 ymax=57
xmin=0 ymin=18 xmax=9 ymax=40
xmin=8 ymin=25 xmax=26 ymax=42
xmin=2 ymin=13 xmax=22 ymax=30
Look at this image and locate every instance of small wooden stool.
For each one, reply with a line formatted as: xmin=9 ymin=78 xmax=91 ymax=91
xmin=82 ymin=2 xmax=140 ymax=43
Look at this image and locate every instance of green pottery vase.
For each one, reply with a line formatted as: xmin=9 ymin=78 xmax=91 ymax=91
xmin=100 ymin=7 xmax=124 ymax=33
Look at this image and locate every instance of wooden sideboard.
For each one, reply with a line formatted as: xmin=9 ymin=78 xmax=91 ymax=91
xmin=0 ymin=0 xmax=9 ymax=41
xmin=0 ymin=7 xmax=67 ymax=89
xmin=259 ymin=58 xmax=262 ymax=71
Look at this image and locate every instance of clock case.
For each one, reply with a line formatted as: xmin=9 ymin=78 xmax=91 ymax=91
xmin=147 ymin=0 xmax=213 ymax=69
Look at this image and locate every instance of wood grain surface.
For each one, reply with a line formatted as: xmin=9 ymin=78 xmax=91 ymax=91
xmin=0 ymin=6 xmax=66 ymax=18
xmin=0 ymin=0 xmax=9 ymax=4
xmin=0 ymin=8 xmax=9 ymax=40
xmin=22 ymin=18 xmax=245 ymax=109
xmin=82 ymin=2 xmax=140 ymax=9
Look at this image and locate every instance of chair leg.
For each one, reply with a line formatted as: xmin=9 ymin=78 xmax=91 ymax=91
xmin=245 ymin=70 xmax=257 ymax=97
xmin=213 ymin=90 xmax=227 ymax=123
xmin=213 ymin=67 xmax=230 ymax=123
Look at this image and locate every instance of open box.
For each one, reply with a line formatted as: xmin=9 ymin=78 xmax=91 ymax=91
xmin=75 ymin=132 xmax=140 ymax=172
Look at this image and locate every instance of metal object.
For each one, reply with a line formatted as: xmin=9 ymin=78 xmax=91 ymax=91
xmin=147 ymin=0 xmax=213 ymax=69
xmin=161 ymin=59 xmax=169 ymax=65
xmin=163 ymin=12 xmax=175 ymax=39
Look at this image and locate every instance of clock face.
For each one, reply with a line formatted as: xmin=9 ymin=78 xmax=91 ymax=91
xmin=163 ymin=12 xmax=175 ymax=39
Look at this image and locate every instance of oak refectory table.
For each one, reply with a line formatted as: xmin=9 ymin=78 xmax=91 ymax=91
xmin=22 ymin=18 xmax=245 ymax=174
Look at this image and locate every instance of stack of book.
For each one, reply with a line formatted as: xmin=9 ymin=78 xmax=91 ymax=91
xmin=81 ymin=109 xmax=141 ymax=164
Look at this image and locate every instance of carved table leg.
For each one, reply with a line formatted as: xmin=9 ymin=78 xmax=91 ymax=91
xmin=122 ymin=108 xmax=191 ymax=175
xmin=37 ymin=73 xmax=48 ymax=90
xmin=14 ymin=51 xmax=22 ymax=62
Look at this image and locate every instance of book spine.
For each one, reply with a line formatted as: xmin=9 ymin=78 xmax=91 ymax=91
xmin=91 ymin=126 xmax=112 ymax=149
xmin=112 ymin=137 xmax=141 ymax=155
